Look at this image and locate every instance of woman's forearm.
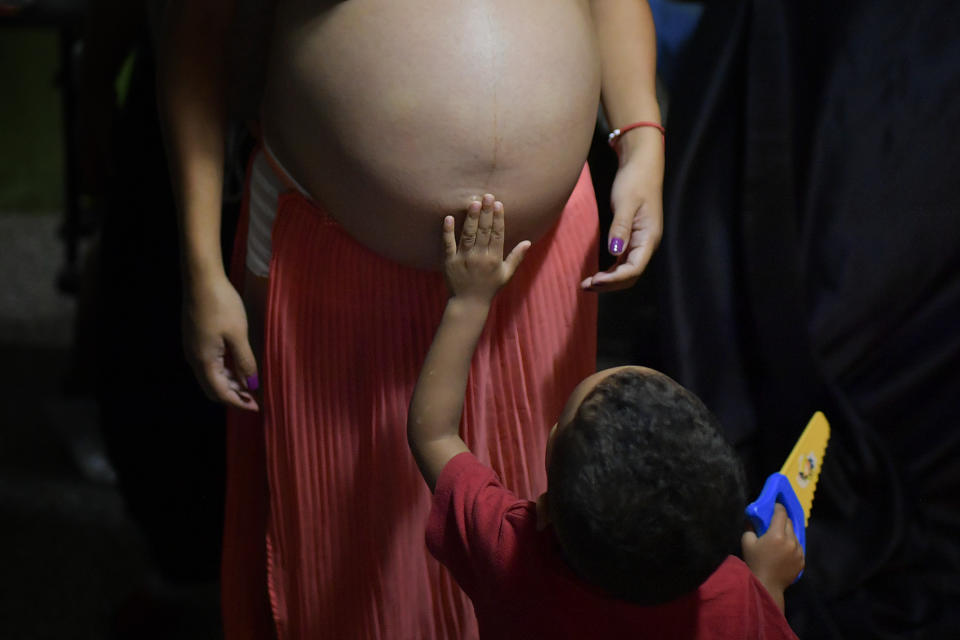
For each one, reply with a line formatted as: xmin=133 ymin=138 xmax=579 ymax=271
xmin=591 ymin=0 xmax=662 ymax=161
xmin=158 ymin=0 xmax=236 ymax=284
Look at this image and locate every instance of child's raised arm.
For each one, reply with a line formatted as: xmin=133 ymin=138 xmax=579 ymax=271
xmin=407 ymin=195 xmax=531 ymax=491
xmin=742 ymin=503 xmax=805 ymax=613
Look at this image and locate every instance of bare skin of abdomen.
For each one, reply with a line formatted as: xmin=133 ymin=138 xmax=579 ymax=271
xmin=260 ymin=0 xmax=601 ymax=270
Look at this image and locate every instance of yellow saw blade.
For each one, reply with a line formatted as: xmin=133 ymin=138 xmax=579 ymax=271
xmin=778 ymin=411 xmax=831 ymax=526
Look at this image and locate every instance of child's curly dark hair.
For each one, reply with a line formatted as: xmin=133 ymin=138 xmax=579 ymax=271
xmin=547 ymin=369 xmax=746 ymax=605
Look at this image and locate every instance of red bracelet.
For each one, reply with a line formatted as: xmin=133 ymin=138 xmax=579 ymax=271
xmin=607 ymin=121 xmax=665 ymax=148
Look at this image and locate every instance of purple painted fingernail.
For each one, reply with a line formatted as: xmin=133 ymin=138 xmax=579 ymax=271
xmin=246 ymin=374 xmax=260 ymax=391
xmin=609 ymin=237 xmax=624 ymax=255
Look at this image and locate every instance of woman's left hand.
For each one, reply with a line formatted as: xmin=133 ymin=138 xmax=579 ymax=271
xmin=581 ymin=130 xmax=664 ymax=292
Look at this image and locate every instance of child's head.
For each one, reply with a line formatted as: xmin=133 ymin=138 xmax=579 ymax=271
xmin=545 ymin=366 xmax=746 ymax=605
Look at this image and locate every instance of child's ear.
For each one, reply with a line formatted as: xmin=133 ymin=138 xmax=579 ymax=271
xmin=544 ymin=423 xmax=558 ymax=474
xmin=536 ymin=492 xmax=551 ymax=531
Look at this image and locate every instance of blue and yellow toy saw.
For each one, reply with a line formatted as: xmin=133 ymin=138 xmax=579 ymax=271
xmin=745 ymin=411 xmax=831 ymax=580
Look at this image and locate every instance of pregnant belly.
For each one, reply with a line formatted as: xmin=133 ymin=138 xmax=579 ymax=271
xmin=261 ymin=0 xmax=601 ymax=269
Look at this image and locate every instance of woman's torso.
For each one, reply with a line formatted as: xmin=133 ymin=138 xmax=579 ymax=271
xmin=260 ymin=0 xmax=601 ymax=269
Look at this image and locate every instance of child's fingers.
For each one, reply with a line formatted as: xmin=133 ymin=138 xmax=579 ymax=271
xmin=503 ymin=240 xmax=532 ymax=277
xmin=741 ymin=530 xmax=759 ymax=550
xmin=770 ymin=502 xmax=788 ymax=533
xmin=476 ymin=194 xmax=495 ymax=249
xmin=784 ymin=512 xmax=795 ymax=537
xmin=442 ymin=215 xmax=458 ymax=259
xmin=490 ymin=200 xmax=506 ymax=256
xmin=460 ymin=200 xmax=481 ymax=251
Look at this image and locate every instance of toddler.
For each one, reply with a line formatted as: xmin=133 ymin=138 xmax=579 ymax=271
xmin=407 ymin=195 xmax=802 ymax=638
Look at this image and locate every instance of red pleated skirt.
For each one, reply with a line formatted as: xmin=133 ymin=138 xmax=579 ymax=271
xmin=222 ymin=160 xmax=599 ymax=639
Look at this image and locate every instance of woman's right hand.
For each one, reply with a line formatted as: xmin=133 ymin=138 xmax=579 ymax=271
xmin=182 ymin=273 xmax=260 ymax=411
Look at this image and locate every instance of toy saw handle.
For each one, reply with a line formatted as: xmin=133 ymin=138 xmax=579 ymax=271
xmin=745 ymin=473 xmax=806 ymax=580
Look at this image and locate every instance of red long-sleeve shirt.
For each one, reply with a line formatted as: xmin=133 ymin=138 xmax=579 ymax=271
xmin=427 ymin=452 xmax=799 ymax=639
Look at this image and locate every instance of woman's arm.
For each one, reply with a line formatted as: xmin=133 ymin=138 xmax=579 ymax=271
xmin=158 ymin=0 xmax=259 ymax=411
xmin=583 ymin=0 xmax=664 ymax=292
xmin=158 ymin=0 xmax=232 ymax=280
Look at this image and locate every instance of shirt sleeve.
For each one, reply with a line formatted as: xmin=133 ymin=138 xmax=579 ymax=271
xmin=753 ymin=578 xmax=800 ymax=640
xmin=703 ymin=557 xmax=800 ymax=640
xmin=739 ymin=560 xmax=800 ymax=640
xmin=425 ymin=451 xmax=529 ymax=599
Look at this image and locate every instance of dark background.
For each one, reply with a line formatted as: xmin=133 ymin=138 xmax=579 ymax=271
xmin=3 ymin=0 xmax=959 ymax=638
